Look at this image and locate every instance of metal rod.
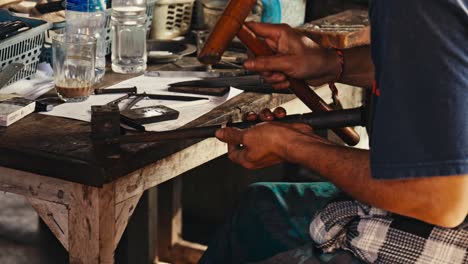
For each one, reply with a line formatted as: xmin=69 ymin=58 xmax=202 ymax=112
xmin=104 ymin=107 xmax=365 ymax=145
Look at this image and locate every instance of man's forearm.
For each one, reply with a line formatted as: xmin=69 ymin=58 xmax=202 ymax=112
xmin=285 ymin=136 xmax=468 ymax=228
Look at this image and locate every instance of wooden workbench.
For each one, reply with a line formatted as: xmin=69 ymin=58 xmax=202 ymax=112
xmin=0 ymin=59 xmax=299 ymax=263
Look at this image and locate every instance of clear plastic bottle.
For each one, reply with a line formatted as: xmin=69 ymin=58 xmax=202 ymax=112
xmin=111 ymin=0 xmax=147 ymax=74
xmin=65 ymin=0 xmax=107 ymax=81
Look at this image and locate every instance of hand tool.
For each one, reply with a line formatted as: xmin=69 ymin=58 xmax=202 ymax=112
xmin=97 ymin=87 xmax=210 ymax=102
xmin=91 ymin=106 xmax=366 ymax=145
xmin=95 ymin=86 xmax=138 ymax=95
xmin=0 ymin=21 xmax=31 ymax=40
xmin=168 ymin=86 xmax=231 ymax=96
xmin=234 ymin=85 xmax=293 ymax=94
xmin=101 ymin=89 xmax=209 ymax=131
xmin=121 ymin=105 xmax=180 ymax=125
xmin=136 ymin=92 xmax=209 ymax=102
xmin=32 ymin=0 xmax=66 ymax=16
xmin=197 ymin=0 xmax=360 ymax=146
xmin=144 ymin=71 xmax=228 ymax=78
xmin=0 ymin=63 xmax=24 ymax=89
xmin=168 ymin=84 xmax=293 ymax=96
xmin=169 ymin=75 xmax=265 ymax=88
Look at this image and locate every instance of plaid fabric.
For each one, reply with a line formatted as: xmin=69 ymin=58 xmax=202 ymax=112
xmin=310 ymin=200 xmax=468 ymax=264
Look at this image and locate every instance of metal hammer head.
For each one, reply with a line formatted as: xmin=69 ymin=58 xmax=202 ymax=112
xmin=91 ymin=104 xmax=121 ymax=140
xmin=197 ymin=0 xmax=257 ymax=65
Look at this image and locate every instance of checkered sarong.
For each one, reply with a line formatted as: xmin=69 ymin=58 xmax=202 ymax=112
xmin=310 ymin=200 xmax=468 ymax=264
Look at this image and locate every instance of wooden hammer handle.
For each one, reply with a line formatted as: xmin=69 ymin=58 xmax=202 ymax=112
xmin=237 ymin=25 xmax=360 ymax=146
xmin=198 ymin=0 xmax=257 ymax=65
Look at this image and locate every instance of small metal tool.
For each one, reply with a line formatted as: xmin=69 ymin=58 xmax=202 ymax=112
xmin=0 ymin=21 xmax=31 ymax=40
xmin=145 ymin=71 xmax=221 ymax=78
xmin=95 ymin=86 xmax=138 ymax=95
xmin=169 ymin=75 xmax=265 ymax=88
xmin=136 ymin=92 xmax=209 ymax=102
xmin=105 ymin=93 xmax=146 ymax=131
xmin=102 ymin=90 xmax=208 ymax=131
xmin=0 ymin=63 xmax=24 ymax=89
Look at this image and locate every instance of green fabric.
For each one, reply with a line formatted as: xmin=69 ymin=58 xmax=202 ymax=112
xmin=199 ymin=182 xmax=364 ymax=264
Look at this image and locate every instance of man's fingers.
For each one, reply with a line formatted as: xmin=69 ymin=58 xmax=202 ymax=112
xmin=263 ymin=73 xmax=287 ymax=83
xmin=272 ymin=81 xmax=291 ymax=90
xmin=227 ymin=144 xmax=242 ymax=162
xmin=265 ymin=39 xmax=278 ymax=52
xmin=242 ymin=107 xmax=286 ymax=123
xmin=259 ymin=108 xmax=274 ymax=121
xmin=260 ymin=71 xmax=273 ymax=78
xmin=243 ymin=111 xmax=258 ymax=122
xmin=246 ymin=22 xmax=283 ymax=43
xmin=273 ymin=107 xmax=287 ymax=119
xmin=215 ymin=127 xmax=244 ymax=145
xmin=227 ymin=143 xmax=238 ymax=154
xmin=227 ymin=145 xmax=256 ymax=169
xmin=244 ymin=55 xmax=292 ymax=74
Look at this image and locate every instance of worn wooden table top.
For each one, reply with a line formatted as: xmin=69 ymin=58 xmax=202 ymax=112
xmin=0 ymin=58 xmax=295 ymax=187
xmin=298 ymin=9 xmax=370 ymax=49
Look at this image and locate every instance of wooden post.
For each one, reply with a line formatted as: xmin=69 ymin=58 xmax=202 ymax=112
xmin=68 ymin=184 xmax=100 ymax=264
xmin=99 ymin=184 xmax=117 ymax=264
xmin=157 ymin=178 xmax=182 ymax=262
xmin=118 ymin=189 xmax=158 ymax=264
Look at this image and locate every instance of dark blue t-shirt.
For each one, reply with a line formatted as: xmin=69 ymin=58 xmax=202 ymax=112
xmin=369 ymin=0 xmax=468 ymax=179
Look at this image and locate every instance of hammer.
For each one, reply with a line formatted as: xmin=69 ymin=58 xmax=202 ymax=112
xmin=197 ymin=0 xmax=361 ymax=146
xmin=91 ymin=105 xmax=366 ymax=145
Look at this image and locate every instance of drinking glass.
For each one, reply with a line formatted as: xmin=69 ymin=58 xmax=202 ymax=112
xmin=52 ymin=34 xmax=96 ymax=102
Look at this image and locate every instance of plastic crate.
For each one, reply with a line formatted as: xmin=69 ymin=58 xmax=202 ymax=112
xmin=150 ymin=0 xmax=195 ymax=40
xmin=0 ymin=10 xmax=51 ymax=86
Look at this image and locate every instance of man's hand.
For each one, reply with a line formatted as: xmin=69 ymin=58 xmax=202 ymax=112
xmin=243 ymin=22 xmax=340 ymax=89
xmin=216 ymin=122 xmax=315 ymax=169
xmin=216 ymin=107 xmax=326 ymax=169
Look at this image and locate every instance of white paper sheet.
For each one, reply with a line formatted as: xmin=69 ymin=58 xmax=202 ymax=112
xmin=42 ymin=74 xmax=243 ymax=131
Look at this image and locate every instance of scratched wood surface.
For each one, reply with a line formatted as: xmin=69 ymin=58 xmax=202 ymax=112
xmin=0 ymin=57 xmax=294 ymax=187
xmin=298 ymin=9 xmax=370 ymax=49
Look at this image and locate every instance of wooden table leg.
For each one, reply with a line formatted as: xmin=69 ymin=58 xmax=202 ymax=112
xmin=68 ymin=184 xmax=101 ymax=264
xmin=67 ymin=183 xmax=143 ymax=264
xmin=117 ymin=189 xmax=158 ymax=264
xmin=0 ymin=167 xmax=148 ymax=264
xmin=99 ymin=184 xmax=117 ymax=264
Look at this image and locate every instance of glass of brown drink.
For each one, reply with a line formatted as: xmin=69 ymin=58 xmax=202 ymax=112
xmin=52 ymin=34 xmax=96 ymax=102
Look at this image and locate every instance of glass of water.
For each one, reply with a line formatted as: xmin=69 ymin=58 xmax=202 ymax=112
xmin=111 ymin=0 xmax=148 ymax=74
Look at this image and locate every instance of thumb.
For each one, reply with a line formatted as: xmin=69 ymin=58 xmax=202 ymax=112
xmin=215 ymin=127 xmax=244 ymax=145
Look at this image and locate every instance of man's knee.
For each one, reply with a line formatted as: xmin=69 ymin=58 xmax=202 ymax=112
xmin=244 ymin=182 xmax=280 ymax=202
xmin=239 ymin=183 xmax=285 ymax=216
